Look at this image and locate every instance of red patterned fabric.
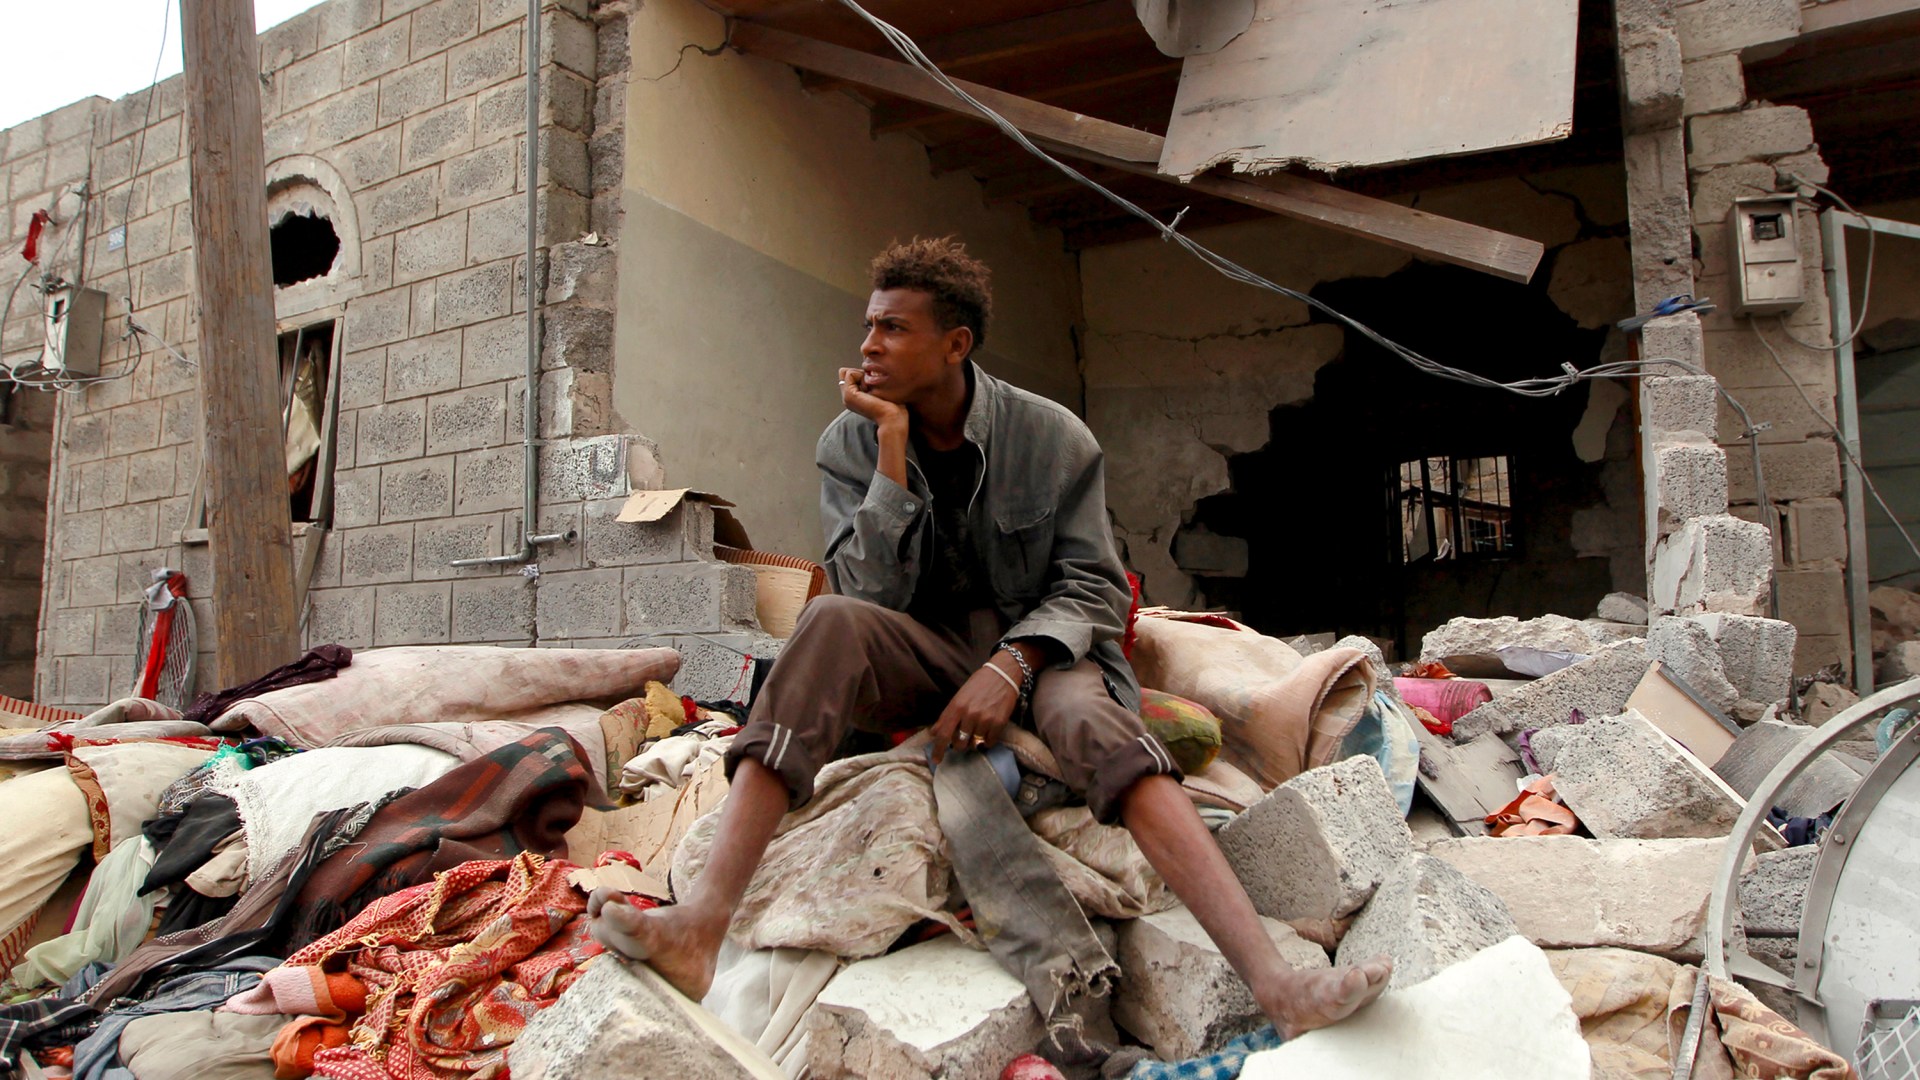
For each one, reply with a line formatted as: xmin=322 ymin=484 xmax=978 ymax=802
xmin=284 ymin=853 xmax=637 ymax=1080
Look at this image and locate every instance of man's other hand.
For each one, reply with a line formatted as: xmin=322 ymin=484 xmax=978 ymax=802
xmin=930 ymin=659 xmax=1021 ymax=761
xmin=839 ymin=367 xmax=908 ymax=432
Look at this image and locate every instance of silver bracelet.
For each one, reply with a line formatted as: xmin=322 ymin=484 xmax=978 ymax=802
xmin=980 ymin=660 xmax=1021 ymax=695
xmin=996 ymin=641 xmax=1037 ymax=699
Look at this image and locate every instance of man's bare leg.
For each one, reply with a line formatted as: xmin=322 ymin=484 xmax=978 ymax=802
xmin=587 ymin=758 xmax=791 ymax=1001
xmin=1120 ymin=774 xmax=1391 ymax=1039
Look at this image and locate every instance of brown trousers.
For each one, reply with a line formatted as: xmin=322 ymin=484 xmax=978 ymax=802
xmin=725 ymin=595 xmax=1174 ymax=823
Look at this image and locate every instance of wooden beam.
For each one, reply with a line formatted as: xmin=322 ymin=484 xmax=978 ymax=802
xmin=181 ymin=0 xmax=301 ymax=685
xmin=919 ymin=0 xmax=1143 ymax=70
xmin=871 ymin=58 xmax=1181 ymax=136
xmin=732 ymin=22 xmax=1545 ymax=282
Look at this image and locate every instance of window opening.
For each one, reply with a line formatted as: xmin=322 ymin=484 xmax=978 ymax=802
xmin=280 ymin=321 xmax=337 ymax=523
xmin=269 ymin=210 xmax=341 ymax=287
xmin=1396 ymin=454 xmax=1514 ymax=562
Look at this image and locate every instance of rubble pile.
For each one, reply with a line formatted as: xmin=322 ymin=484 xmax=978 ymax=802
xmin=0 ymin=594 xmax=1887 ymax=1080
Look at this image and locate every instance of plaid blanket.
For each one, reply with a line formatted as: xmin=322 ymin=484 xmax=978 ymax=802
xmin=284 ymin=729 xmax=589 ymax=949
xmin=1128 ymin=1027 xmax=1285 ymax=1080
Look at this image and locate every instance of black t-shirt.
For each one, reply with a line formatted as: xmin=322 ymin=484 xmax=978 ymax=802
xmin=909 ymin=438 xmax=990 ymax=629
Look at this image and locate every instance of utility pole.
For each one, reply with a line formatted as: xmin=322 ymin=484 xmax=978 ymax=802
xmin=180 ymin=0 xmax=301 ymax=685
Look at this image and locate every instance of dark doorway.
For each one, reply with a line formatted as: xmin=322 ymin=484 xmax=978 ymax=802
xmin=1187 ymin=260 xmax=1621 ymax=658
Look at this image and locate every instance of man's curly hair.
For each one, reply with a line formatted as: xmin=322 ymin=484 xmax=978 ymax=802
xmin=870 ymin=237 xmax=993 ymax=354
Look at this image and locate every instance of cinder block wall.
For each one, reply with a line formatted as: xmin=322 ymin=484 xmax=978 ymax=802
xmin=0 ymin=99 xmax=110 ymax=700
xmin=1677 ymin=0 xmax=1848 ymax=673
xmin=32 ymin=0 xmax=762 ymax=712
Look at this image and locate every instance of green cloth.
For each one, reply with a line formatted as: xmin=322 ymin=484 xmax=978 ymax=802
xmin=1139 ymin=689 xmax=1223 ymax=774
xmin=10 ymin=836 xmax=159 ymax=992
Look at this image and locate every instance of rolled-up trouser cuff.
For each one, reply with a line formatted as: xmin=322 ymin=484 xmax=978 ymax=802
xmin=722 ymin=721 xmax=823 ymax=810
xmin=1080 ymin=731 xmax=1183 ymax=825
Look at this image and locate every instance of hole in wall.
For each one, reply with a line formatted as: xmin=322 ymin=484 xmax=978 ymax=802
xmin=270 ymin=210 xmax=341 ymax=287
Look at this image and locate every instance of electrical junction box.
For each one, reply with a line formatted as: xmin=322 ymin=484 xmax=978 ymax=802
xmin=1727 ymin=196 xmax=1805 ymax=316
xmin=41 ymin=285 xmax=105 ymax=377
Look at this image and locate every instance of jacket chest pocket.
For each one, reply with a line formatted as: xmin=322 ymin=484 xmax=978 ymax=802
xmin=990 ymin=505 xmax=1055 ymax=599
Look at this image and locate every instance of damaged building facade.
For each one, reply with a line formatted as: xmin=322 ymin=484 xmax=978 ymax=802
xmin=4 ymin=0 xmax=1917 ymax=710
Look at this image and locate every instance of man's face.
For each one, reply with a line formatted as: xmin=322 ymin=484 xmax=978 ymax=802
xmin=858 ymin=288 xmax=969 ymax=406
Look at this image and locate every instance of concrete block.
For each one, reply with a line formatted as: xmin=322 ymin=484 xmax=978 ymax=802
xmin=449 ymin=25 xmax=524 ymax=96
xmin=582 ymin=498 xmax=683 ymax=566
xmin=465 ymin=195 xmax=528 ymax=266
xmin=402 ymin=98 xmax=475 ymax=171
xmin=805 ymin=937 xmax=1042 ymax=1080
xmin=536 ymin=567 xmax=624 ymax=640
xmin=63 ymin=655 xmax=113 ymax=709
xmin=1619 ymin=29 xmax=1683 ymax=133
xmin=625 ymin=562 xmax=759 ymax=636
xmin=1739 ymin=845 xmax=1814 ymax=936
xmin=443 ymin=140 xmax=518 ymax=210
xmin=540 ymin=128 xmax=591 ymax=196
xmin=1882 ymin=641 xmax=1920 ymax=683
xmin=1419 ymin=613 xmax=1616 ymax=663
xmin=543 ymin=9 xmax=598 ymax=79
xmin=547 ymin=240 xmax=616 ymax=306
xmin=1334 ymin=854 xmax=1518 ymax=989
xmin=373 ymin=581 xmax=452 ymax=645
xmin=317 ymin=0 xmax=383 ymax=49
xmin=451 ymin=576 xmax=535 ymax=641
xmin=435 ymin=261 xmax=513 ymax=329
xmin=411 ymin=0 xmax=479 ymax=60
xmin=343 ymin=17 xmax=409 ymax=84
xmin=280 ymin=46 xmax=345 ymax=113
xmin=1430 ymin=836 xmax=1729 ymax=959
xmin=1799 ymin=680 xmax=1856 ymax=726
xmin=1646 ymin=615 xmax=1741 ymax=711
xmin=324 ymin=126 xmax=402 ymax=190
xmin=509 ymin=955 xmax=781 ymax=1080
xmin=377 ymin=56 xmax=449 ymax=127
xmin=1115 ymin=904 xmax=1329 ymax=1062
xmin=1453 ymin=639 xmax=1651 ymax=741
xmin=475 ymin=79 xmax=528 ymax=145
xmin=1652 ymin=439 xmax=1729 ymax=530
xmin=393 ymin=215 xmax=468 ymax=286
xmin=1688 ymin=107 xmax=1814 ymax=169
xmin=1596 ymin=593 xmax=1650 ymax=624
xmin=312 ymin=84 xmax=380 ymax=146
xmin=542 ymin=304 xmax=616 ymax=373
xmin=1691 ymin=612 xmax=1796 ymax=703
xmin=1675 ymin=0 xmax=1800 ymax=58
xmin=453 ymin=445 xmax=522 ymax=514
xmin=103 ymin=501 xmax=160 ymax=553
xmin=1775 ymin=569 xmax=1847 ymax=639
xmin=1724 ymin=440 xmax=1840 ymax=504
xmin=1214 ymin=755 xmax=1414 ymax=922
xmin=412 ymin=513 xmax=505 ymax=578
xmin=1691 ymin=163 xmax=1778 ymax=224
xmin=1242 ymin=937 xmax=1587 ymax=1079
xmin=1531 ymin=710 xmax=1747 ymax=839
xmin=340 ymin=522 xmax=416 ymax=585
xmin=1782 ymin=497 xmax=1845 ymax=566
xmin=331 ymin=468 xmax=379 ymax=529
xmin=1683 ymin=53 xmax=1746 ymax=115
xmin=379 ymin=455 xmax=456 ymax=521
xmin=538 ymin=435 xmax=629 ymax=502
xmin=381 ymin=330 xmax=458 ymax=401
xmin=306 ymin=586 xmax=375 ymax=648
xmin=109 ymin=400 xmax=163 ymax=457
xmin=355 ymin=399 xmax=427 ymax=464
xmin=1796 ymin=634 xmax=1850 ymax=679
xmin=426 ymin=384 xmax=508 ymax=455
xmin=125 ymin=447 xmax=176 ymax=504
xmin=1651 ymin=514 xmax=1772 ymax=616
xmin=345 ymin=288 xmax=412 ymax=353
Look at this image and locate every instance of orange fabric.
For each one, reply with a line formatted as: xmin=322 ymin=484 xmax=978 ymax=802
xmin=1488 ymin=774 xmax=1580 ymax=837
xmin=274 ymin=1018 xmax=352 ymax=1079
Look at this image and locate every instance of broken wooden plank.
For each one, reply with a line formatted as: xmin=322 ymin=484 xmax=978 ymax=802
xmin=731 ymin=22 xmax=1545 ymax=282
xmin=1159 ymin=0 xmax=1578 ymax=179
xmin=1414 ymin=726 xmax=1527 ymax=836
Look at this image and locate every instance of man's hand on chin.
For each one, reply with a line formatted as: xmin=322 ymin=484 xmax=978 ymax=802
xmin=839 ymin=367 xmax=907 ymax=431
xmin=930 ymin=660 xmax=1021 ymax=762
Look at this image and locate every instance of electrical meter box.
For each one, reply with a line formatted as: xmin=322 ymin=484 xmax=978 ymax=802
xmin=41 ymin=285 xmax=106 ymax=377
xmin=1727 ymin=196 xmax=1804 ymax=316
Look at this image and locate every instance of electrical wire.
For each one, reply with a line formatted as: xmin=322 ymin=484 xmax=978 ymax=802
xmin=1777 ymin=173 xmax=1874 ymax=353
xmin=832 ymin=0 xmax=1721 ymax=404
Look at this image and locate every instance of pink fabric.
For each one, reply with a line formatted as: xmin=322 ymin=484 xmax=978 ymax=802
xmin=1394 ymin=677 xmax=1494 ymax=726
xmin=225 ymin=966 xmax=329 ymax=1016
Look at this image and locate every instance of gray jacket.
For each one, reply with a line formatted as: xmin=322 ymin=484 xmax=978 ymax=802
xmin=816 ymin=362 xmax=1140 ymax=711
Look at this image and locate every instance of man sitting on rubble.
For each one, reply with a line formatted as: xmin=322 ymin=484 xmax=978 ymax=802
xmin=589 ymin=237 xmax=1390 ymax=1040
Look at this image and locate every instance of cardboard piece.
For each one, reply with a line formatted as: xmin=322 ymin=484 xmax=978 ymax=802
xmin=616 ymin=488 xmax=753 ymax=549
xmin=1623 ymin=662 xmax=1741 ymax=767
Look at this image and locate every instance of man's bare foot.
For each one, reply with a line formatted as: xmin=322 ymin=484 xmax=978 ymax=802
xmin=586 ymin=887 xmax=728 ymax=1002
xmin=1254 ymin=956 xmax=1393 ymax=1040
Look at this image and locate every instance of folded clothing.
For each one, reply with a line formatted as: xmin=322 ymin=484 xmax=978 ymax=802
xmin=115 ymin=1009 xmax=288 ymax=1080
xmin=273 ymin=1017 xmax=350 ymax=1079
xmin=224 ymin=967 xmax=368 ymax=1019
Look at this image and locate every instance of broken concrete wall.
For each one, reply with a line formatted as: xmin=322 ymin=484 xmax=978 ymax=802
xmin=30 ymin=0 xmax=760 ymax=711
xmin=1078 ymin=166 xmax=1643 ymax=652
xmin=610 ymin=0 xmax=1085 ymax=561
xmin=0 ymin=99 xmax=108 ymax=699
xmin=1618 ymin=0 xmax=1848 ymax=674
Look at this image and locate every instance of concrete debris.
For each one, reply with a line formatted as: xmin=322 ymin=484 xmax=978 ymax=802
xmin=1114 ymin=905 xmax=1330 ymax=1062
xmin=1869 ymin=585 xmax=1920 ymax=639
xmin=1331 ymin=635 xmax=1395 ymax=701
xmin=1531 ymin=710 xmax=1749 ymax=840
xmin=804 ymin=937 xmax=1043 ymax=1080
xmin=510 ymin=957 xmax=783 ymax=1080
xmin=1243 ymin=937 xmax=1589 ymax=1079
xmin=1429 ymin=835 xmax=1731 ymax=959
xmin=1880 ymin=640 xmax=1920 ymax=683
xmin=1419 ymin=614 xmax=1615 ymax=664
xmin=1283 ymin=632 xmax=1336 ymax=656
xmin=1739 ymin=845 xmax=1816 ymax=937
xmin=1651 ymin=514 xmax=1773 ymax=617
xmin=1333 ymin=854 xmax=1518 ymax=989
xmin=1690 ymin=613 xmax=1797 ymax=707
xmin=1452 ymin=639 xmax=1650 ymax=741
xmin=1214 ymin=755 xmax=1414 ymax=923
xmin=1645 ymin=616 xmax=1741 ymax=713
xmin=1595 ymin=592 xmax=1650 ymax=625
xmin=1799 ymin=681 xmax=1858 ymax=727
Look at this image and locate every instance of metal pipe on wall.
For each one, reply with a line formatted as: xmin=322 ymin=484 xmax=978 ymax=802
xmin=452 ymin=0 xmax=573 ymax=566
